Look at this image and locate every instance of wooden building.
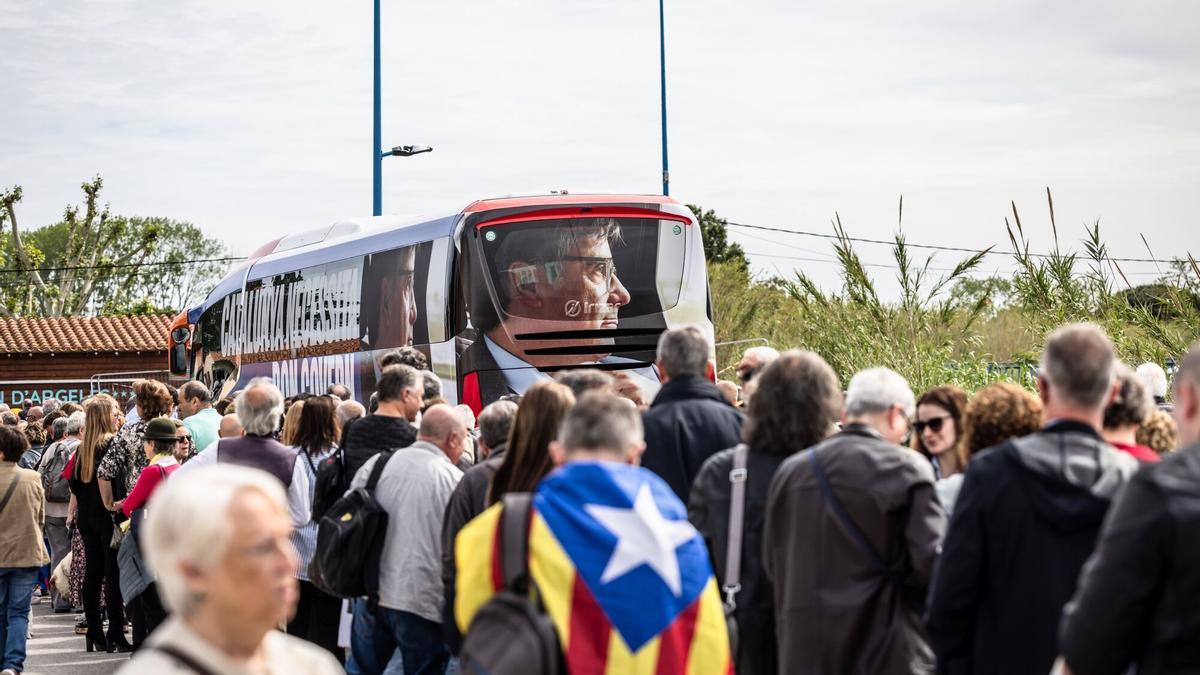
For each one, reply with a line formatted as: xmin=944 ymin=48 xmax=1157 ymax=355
xmin=0 ymin=315 xmax=173 ymax=407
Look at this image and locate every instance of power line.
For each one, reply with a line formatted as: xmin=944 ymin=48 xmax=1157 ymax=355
xmin=743 ymin=249 xmax=1166 ymax=276
xmin=726 ymin=220 xmax=1178 ymax=264
xmin=0 ymin=256 xmax=246 ymax=276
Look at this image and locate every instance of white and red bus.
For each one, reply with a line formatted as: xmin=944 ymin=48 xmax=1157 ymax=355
xmin=167 ymin=194 xmax=712 ymax=413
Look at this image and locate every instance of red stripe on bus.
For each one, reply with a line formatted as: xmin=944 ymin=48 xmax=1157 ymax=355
xmin=475 ymin=206 xmax=691 ymax=229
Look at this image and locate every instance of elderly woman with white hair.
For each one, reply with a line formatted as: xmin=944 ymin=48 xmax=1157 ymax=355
xmin=117 ymin=464 xmax=342 ymax=674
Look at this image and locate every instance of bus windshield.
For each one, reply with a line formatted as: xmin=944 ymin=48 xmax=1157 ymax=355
xmin=475 ymin=216 xmax=687 ymax=331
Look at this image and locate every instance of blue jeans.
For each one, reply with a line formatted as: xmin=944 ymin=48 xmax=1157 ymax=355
xmin=0 ymin=567 xmax=39 ymax=672
xmin=347 ymin=600 xmax=448 ymax=675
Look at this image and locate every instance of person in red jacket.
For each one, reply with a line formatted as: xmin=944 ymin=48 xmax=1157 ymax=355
xmin=115 ymin=417 xmax=180 ymax=649
xmin=1102 ymin=364 xmax=1160 ymax=463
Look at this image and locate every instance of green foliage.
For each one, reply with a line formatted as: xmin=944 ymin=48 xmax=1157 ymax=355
xmin=686 ymin=203 xmax=748 ymax=272
xmin=708 ymin=192 xmax=1200 ymax=394
xmin=0 ymin=177 xmax=227 ymax=317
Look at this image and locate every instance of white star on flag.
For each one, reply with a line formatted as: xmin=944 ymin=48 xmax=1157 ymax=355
xmin=585 ymin=483 xmax=698 ymax=597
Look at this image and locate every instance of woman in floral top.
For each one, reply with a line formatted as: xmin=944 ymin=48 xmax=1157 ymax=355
xmin=97 ymin=380 xmax=173 ymax=509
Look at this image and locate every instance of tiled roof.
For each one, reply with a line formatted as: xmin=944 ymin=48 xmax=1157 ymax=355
xmin=0 ymin=315 xmax=172 ymax=354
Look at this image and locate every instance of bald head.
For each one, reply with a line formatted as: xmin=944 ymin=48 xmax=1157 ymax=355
xmin=737 ymin=346 xmax=780 ymax=384
xmin=218 ymin=414 xmax=243 ymax=439
xmin=418 ymin=404 xmax=469 ymax=464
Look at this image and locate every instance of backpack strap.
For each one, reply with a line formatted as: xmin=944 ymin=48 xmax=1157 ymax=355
xmin=500 ymin=493 xmax=534 ymax=592
xmin=153 ymin=644 xmax=220 ymax=675
xmin=0 ymin=473 xmax=20 ymax=516
xmin=808 ymin=448 xmax=896 ymax=582
xmin=366 ymin=450 xmax=396 ymax=492
xmin=723 ymin=444 xmax=749 ymax=610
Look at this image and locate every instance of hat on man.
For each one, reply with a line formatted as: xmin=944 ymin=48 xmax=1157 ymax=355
xmin=144 ymin=417 xmax=179 ymax=442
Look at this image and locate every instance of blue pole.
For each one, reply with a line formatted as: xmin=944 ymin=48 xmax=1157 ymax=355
xmin=372 ymin=0 xmax=382 ymax=216
xmin=658 ymin=0 xmax=669 ymax=196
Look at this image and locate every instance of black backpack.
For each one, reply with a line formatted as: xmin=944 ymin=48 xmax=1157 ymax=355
xmin=311 ymin=416 xmax=357 ymax=522
xmin=309 ymin=450 xmax=395 ymax=601
xmin=458 ymin=493 xmax=563 ymax=675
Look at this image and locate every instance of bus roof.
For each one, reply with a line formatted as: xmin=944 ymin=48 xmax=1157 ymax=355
xmin=188 ymin=193 xmax=683 ymax=321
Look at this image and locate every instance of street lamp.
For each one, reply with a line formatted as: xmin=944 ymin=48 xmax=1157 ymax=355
xmin=384 ymin=145 xmax=433 ymax=158
xmin=372 ymin=0 xmax=433 ymax=215
xmin=658 ymin=0 xmax=669 ymax=196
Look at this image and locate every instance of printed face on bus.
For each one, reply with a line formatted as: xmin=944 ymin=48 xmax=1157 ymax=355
xmin=375 ymin=246 xmax=418 ymax=348
xmin=503 ymin=230 xmax=631 ymax=333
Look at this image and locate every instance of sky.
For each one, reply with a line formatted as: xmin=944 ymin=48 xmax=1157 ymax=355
xmin=3 ymin=0 xmax=1199 ymax=298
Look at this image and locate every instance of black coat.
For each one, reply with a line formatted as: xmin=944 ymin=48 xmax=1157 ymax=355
xmin=1060 ymin=442 xmax=1200 ymax=675
xmin=926 ymin=421 xmax=1138 ymax=675
xmin=689 ymin=447 xmax=785 ymax=675
xmin=765 ymin=424 xmax=944 ymax=674
xmin=640 ymin=375 xmax=744 ymax=502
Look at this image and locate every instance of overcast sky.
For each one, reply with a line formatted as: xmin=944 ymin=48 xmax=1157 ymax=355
xmin=3 ymin=0 xmax=1198 ymax=297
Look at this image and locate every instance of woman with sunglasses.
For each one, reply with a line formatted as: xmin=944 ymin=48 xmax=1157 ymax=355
xmin=171 ymin=420 xmax=193 ymax=463
xmin=911 ymin=385 xmax=968 ymax=482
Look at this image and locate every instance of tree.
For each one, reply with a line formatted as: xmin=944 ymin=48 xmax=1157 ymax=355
xmin=0 ymin=176 xmax=227 ymax=317
xmin=686 ymin=203 xmax=749 ymax=272
xmin=950 ymin=276 xmax=1015 ymax=316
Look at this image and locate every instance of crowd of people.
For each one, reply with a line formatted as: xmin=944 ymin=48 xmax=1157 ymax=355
xmin=1 ymin=322 xmax=1198 ymax=675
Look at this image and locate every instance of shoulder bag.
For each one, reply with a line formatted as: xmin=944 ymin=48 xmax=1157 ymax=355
xmin=808 ymin=448 xmax=898 ymax=583
xmin=722 ymin=444 xmax=749 ymax=654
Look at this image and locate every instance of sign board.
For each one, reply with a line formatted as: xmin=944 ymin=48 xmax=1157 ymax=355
xmin=0 ymin=379 xmax=139 ymax=408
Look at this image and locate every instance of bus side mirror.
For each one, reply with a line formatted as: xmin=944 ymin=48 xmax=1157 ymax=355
xmin=169 ymin=327 xmax=191 ymax=376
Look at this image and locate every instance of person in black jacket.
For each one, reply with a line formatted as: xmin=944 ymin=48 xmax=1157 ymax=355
xmin=926 ymin=323 xmax=1138 ymax=675
xmin=641 ymin=325 xmax=745 ymax=501
xmin=342 ymin=365 xmax=422 ymax=478
xmin=689 ymin=350 xmax=842 ymax=675
xmin=1060 ymin=342 xmax=1200 ymax=675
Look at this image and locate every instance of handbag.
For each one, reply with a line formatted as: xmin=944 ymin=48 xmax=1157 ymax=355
xmin=722 ymin=444 xmax=749 ymax=654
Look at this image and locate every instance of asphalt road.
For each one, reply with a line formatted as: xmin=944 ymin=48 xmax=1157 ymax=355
xmin=23 ymin=599 xmax=125 ymax=675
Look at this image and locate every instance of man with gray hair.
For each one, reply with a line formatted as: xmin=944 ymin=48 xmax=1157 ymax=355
xmin=335 ymin=399 xmax=366 ymax=430
xmin=41 ymin=398 xmax=61 ymax=416
xmin=641 ymin=324 xmax=745 ymax=501
xmin=764 ymin=366 xmax=943 ymax=673
xmin=928 ymin=323 xmax=1137 ymax=675
xmin=174 ymin=378 xmax=310 ymax=527
xmin=1061 ymin=341 xmax=1200 ymax=673
xmin=1136 ymin=361 xmax=1172 ymax=411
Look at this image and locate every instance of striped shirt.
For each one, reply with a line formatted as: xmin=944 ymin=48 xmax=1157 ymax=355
xmin=289 ymin=444 xmax=338 ymax=581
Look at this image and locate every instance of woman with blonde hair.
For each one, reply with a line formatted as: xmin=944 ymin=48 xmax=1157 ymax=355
xmin=486 ymin=380 xmax=575 ymax=504
xmin=280 ymin=398 xmax=307 ymax=447
xmin=117 ymin=464 xmax=342 ymax=674
xmin=67 ymin=394 xmax=132 ymax=653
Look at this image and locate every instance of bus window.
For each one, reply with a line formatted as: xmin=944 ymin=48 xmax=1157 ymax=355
xmin=460 ymin=215 xmax=692 ymax=407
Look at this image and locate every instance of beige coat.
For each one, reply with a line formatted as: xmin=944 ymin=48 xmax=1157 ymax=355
xmin=0 ymin=461 xmax=50 ymax=568
xmin=116 ymin=616 xmax=343 ymax=675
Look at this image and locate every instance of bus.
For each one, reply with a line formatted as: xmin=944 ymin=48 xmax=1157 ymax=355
xmin=167 ymin=194 xmax=712 ymax=413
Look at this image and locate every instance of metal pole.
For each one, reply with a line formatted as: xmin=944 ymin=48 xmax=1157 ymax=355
xmin=372 ymin=0 xmax=383 ymax=216
xmin=658 ymin=0 xmax=669 ymax=196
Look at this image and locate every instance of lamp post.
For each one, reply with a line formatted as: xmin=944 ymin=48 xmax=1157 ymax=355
xmin=373 ymin=0 xmax=382 ymax=215
xmin=658 ymin=0 xmax=669 ymax=196
xmin=372 ymin=0 xmax=433 ymax=216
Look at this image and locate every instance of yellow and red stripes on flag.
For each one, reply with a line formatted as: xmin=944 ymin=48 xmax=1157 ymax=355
xmin=454 ymin=504 xmax=732 ymax=675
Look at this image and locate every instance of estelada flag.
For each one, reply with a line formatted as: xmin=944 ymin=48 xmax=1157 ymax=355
xmin=455 ymin=460 xmax=732 ymax=675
